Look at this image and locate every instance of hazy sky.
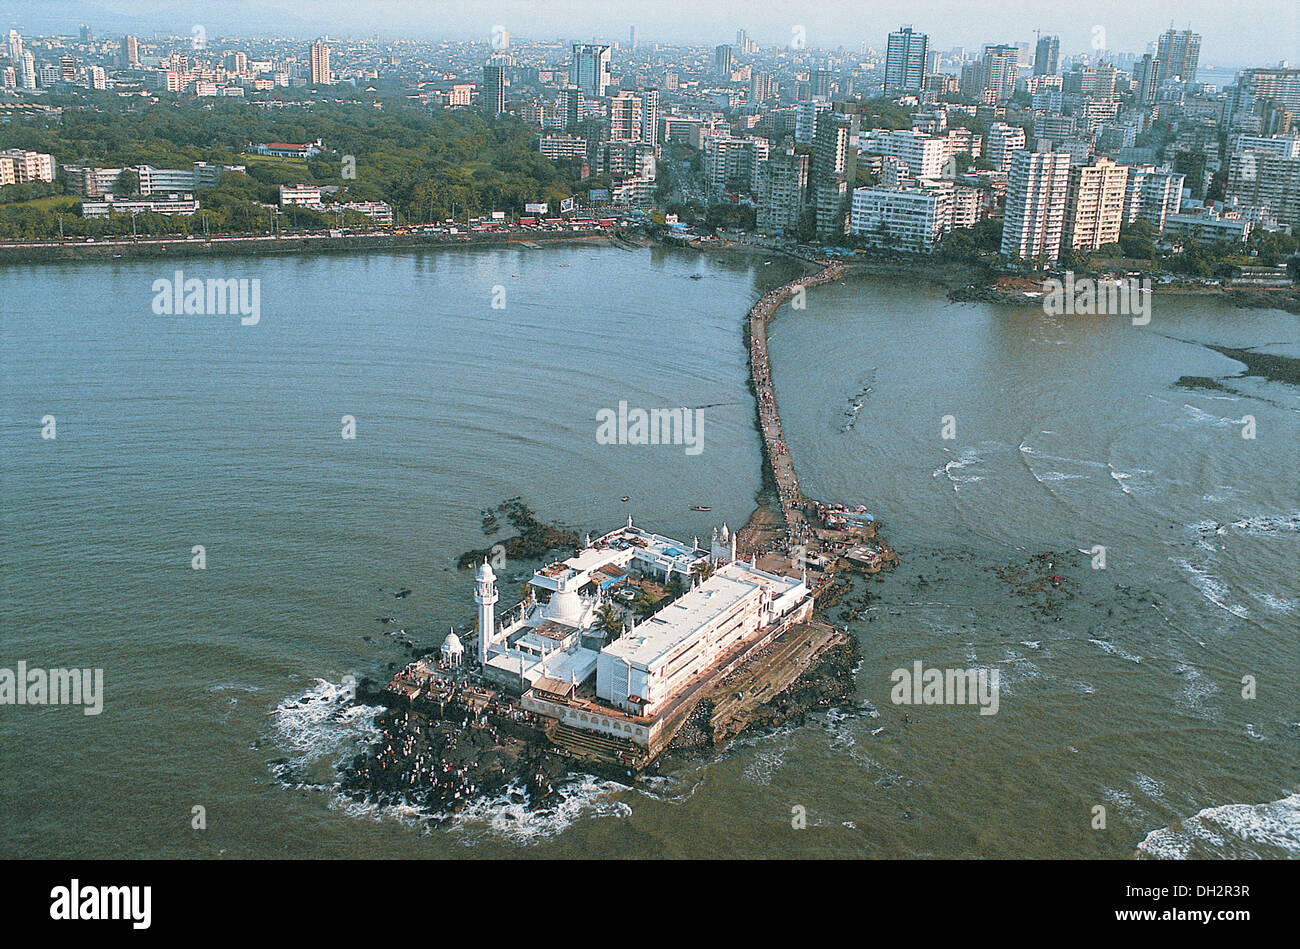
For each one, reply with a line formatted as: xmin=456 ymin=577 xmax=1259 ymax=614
xmin=33 ymin=0 xmax=1300 ymax=65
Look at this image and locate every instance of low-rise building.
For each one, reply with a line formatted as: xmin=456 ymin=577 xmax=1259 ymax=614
xmin=81 ymin=193 xmax=200 ymax=217
xmin=279 ymin=184 xmax=323 ymax=207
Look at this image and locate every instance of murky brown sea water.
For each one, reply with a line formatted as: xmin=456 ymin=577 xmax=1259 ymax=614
xmin=2 ymin=247 xmax=1295 ymax=858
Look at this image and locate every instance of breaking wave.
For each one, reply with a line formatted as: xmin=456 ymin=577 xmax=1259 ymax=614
xmin=1137 ymin=792 xmax=1300 ymax=859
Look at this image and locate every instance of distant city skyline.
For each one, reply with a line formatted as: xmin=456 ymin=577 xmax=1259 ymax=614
xmin=4 ymin=0 xmax=1296 ymax=68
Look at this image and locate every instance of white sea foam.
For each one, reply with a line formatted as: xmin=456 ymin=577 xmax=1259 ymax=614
xmin=1173 ymin=661 xmax=1219 ymax=711
xmin=1103 ymin=787 xmax=1135 ymax=809
xmin=1171 ymin=557 xmax=1249 ymax=619
xmin=1254 ymin=592 xmax=1295 ymax=613
xmin=744 ymin=747 xmax=790 ymax=785
xmin=1088 ymin=638 xmax=1143 ymax=663
xmin=327 ymin=760 xmax=634 ymax=842
xmin=446 ymin=776 xmax=632 ymax=845
xmin=1036 ymin=470 xmax=1086 ymax=482
xmin=269 ymin=678 xmax=381 ymax=773
xmin=1229 ymin=512 xmax=1300 ymax=536
xmin=1182 ymin=403 xmax=1246 ymax=429
xmin=1137 ymin=792 xmax=1300 ymax=859
xmin=933 ymin=447 xmax=986 ymax=490
xmin=269 ymin=678 xmax=576 ymax=838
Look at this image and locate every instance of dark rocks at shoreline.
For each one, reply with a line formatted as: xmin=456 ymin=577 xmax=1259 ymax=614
xmin=667 ymin=635 xmax=862 ymax=757
xmin=457 ymin=498 xmax=579 ymax=570
xmin=666 ymin=700 xmax=717 ymax=752
xmin=746 ymin=639 xmax=860 ymax=733
xmin=948 ymin=284 xmax=1039 ymax=306
xmin=817 ymin=577 xmax=853 ymax=610
xmin=1201 ymin=343 xmax=1300 ymax=387
xmin=1220 ymin=288 xmax=1300 ymax=316
xmin=338 ymin=704 xmax=568 ymax=820
xmin=948 ymin=280 xmax=1300 ymax=316
xmin=1175 ymin=375 xmax=1238 ymax=394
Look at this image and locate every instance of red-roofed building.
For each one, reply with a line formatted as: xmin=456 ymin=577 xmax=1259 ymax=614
xmin=254 ymin=139 xmax=323 ymax=159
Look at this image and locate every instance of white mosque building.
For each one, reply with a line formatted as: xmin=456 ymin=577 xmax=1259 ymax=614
xmin=470 ymin=517 xmax=811 ymax=724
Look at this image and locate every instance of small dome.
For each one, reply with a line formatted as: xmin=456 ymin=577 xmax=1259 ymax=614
xmin=442 ymin=632 xmax=463 ymax=654
xmin=475 ymin=561 xmax=496 ymax=582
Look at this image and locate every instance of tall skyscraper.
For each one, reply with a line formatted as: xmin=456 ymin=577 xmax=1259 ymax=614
xmin=1228 ymin=151 xmax=1300 ymax=228
xmin=756 ymin=150 xmax=809 ymax=234
xmin=1155 ymin=29 xmax=1201 ymax=83
xmin=885 ymin=26 xmax=929 ymax=95
xmin=1123 ymin=167 xmax=1184 ymax=230
xmin=812 ymin=106 xmax=859 ymax=236
xmin=640 ymin=88 xmax=659 ymax=150
xmin=483 ymin=64 xmax=506 ymax=115
xmin=1063 ymin=157 xmax=1130 ymax=250
xmin=715 ymin=45 xmax=734 ymax=77
xmin=1001 ymin=149 xmax=1071 ymax=262
xmin=981 ymin=44 xmax=1020 ymax=101
xmin=19 ymin=50 xmax=35 ymax=90
xmin=1033 ymin=34 xmax=1060 ymax=76
xmin=629 ymin=25 xmax=637 ymax=50
xmin=8 ymin=29 xmax=22 ymax=62
xmin=571 ymin=44 xmax=612 ymax=97
xmin=1223 ymin=67 xmax=1300 ymax=132
xmin=609 ymin=92 xmax=642 ymax=141
xmin=810 ymin=68 xmax=833 ymax=98
xmin=310 ymin=40 xmax=332 ymax=85
xmin=121 ymin=34 xmax=139 ymax=67
xmin=560 ymin=87 xmax=585 ymax=127
xmin=1132 ymin=53 xmax=1160 ymax=105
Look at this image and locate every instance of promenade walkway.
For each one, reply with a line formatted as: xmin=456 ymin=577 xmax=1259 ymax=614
xmin=740 ymin=259 xmax=846 ymax=556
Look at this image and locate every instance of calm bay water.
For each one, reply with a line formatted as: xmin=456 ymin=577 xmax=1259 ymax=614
xmin=1 ymin=246 xmax=1295 ymax=858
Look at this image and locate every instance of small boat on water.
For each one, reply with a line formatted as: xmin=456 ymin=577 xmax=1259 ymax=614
xmin=690 ymin=273 xmax=703 ymax=280
xmin=690 ymin=505 xmax=712 ymax=512
xmin=621 ymin=496 xmax=631 ymax=502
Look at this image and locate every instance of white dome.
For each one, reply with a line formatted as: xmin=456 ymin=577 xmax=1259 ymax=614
xmin=441 ymin=632 xmax=463 ymax=655
xmin=475 ymin=561 xmax=496 ymax=582
xmin=544 ymin=588 xmax=583 ymax=624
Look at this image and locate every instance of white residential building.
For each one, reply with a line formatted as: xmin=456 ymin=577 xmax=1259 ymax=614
xmin=985 ymin=122 xmax=1026 ymax=173
xmin=859 ymin=129 xmax=948 ymax=180
xmin=1122 ymin=167 xmax=1185 ymax=231
xmin=850 ymin=184 xmax=951 ymax=252
xmin=1000 ymin=149 xmax=1071 ymax=262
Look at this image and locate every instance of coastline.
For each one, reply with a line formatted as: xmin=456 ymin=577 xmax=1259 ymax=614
xmin=949 ymin=272 xmax=1300 ymax=314
xmin=10 ymin=220 xmax=1290 ymax=316
xmin=0 ymin=227 xmax=629 ymax=265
